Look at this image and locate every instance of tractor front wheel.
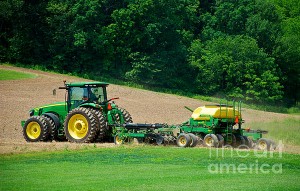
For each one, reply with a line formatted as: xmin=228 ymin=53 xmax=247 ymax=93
xmin=64 ymin=108 xmax=97 ymax=143
xmin=23 ymin=116 xmax=49 ymax=142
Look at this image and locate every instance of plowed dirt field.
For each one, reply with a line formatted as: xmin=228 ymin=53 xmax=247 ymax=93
xmin=0 ymin=65 xmax=299 ymax=154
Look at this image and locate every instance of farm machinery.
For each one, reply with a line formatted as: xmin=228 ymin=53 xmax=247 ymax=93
xmin=21 ymin=81 xmax=275 ymax=150
xmin=21 ymin=81 xmax=132 ymax=143
xmin=114 ymin=102 xmax=275 ymax=150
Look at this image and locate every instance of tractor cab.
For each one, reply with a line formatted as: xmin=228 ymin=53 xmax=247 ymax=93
xmin=60 ymin=82 xmax=109 ymax=111
xmin=62 ymin=82 xmax=109 ymax=111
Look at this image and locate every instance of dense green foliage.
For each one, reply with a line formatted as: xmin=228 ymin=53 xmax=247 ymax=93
xmin=1 ymin=0 xmax=299 ymax=106
xmin=0 ymin=69 xmax=36 ymax=80
xmin=1 ymin=146 xmax=300 ymax=190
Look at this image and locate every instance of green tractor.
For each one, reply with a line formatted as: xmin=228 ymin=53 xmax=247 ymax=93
xmin=21 ymin=81 xmax=132 ymax=143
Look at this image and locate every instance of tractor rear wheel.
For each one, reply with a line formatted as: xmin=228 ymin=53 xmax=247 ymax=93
xmin=64 ymin=107 xmax=97 ymax=143
xmin=188 ymin=133 xmax=199 ymax=147
xmin=176 ymin=133 xmax=191 ymax=147
xmin=257 ymin=138 xmax=271 ymax=151
xmin=23 ymin=116 xmax=49 ymax=142
xmin=204 ymin=134 xmax=219 ymax=147
xmin=88 ymin=108 xmax=107 ymax=142
xmin=116 ymin=107 xmax=133 ymax=124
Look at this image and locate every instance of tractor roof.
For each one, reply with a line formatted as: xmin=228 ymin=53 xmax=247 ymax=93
xmin=66 ymin=81 xmax=109 ymax=87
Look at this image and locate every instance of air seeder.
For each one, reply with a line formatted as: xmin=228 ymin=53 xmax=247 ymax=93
xmin=113 ymin=101 xmax=275 ymax=150
xmin=21 ymin=81 xmax=275 ymax=150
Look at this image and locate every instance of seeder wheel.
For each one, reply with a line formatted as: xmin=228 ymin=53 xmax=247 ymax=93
xmin=114 ymin=135 xmax=124 ymax=145
xmin=257 ymin=138 xmax=271 ymax=151
xmin=188 ymin=133 xmax=199 ymax=147
xmin=203 ymin=134 xmax=219 ymax=147
xmin=176 ymin=133 xmax=191 ymax=147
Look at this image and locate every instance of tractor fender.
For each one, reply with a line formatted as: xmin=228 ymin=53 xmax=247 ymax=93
xmin=43 ymin=113 xmax=60 ymax=128
xmin=80 ymin=103 xmax=102 ymax=109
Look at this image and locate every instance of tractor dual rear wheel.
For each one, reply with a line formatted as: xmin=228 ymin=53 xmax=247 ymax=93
xmin=23 ymin=116 xmax=49 ymax=142
xmin=88 ymin=108 xmax=107 ymax=142
xmin=115 ymin=107 xmax=133 ymax=124
xmin=64 ymin=107 xmax=97 ymax=143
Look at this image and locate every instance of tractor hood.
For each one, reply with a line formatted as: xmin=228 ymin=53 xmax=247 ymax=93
xmin=30 ymin=102 xmax=66 ymax=117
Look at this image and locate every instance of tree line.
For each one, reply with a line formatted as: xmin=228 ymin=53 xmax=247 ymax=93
xmin=1 ymin=0 xmax=299 ymax=106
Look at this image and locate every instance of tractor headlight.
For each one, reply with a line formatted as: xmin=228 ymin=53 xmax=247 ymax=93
xmin=29 ymin=110 xmax=34 ymax=116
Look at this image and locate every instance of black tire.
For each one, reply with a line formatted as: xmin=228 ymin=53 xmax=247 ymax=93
xmin=116 ymin=107 xmax=133 ymax=124
xmin=204 ymin=134 xmax=219 ymax=147
xmin=257 ymin=138 xmax=271 ymax=151
xmin=55 ymin=131 xmax=67 ymax=142
xmin=176 ymin=133 xmax=191 ymax=147
xmin=88 ymin=108 xmax=107 ymax=142
xmin=155 ymin=134 xmax=164 ymax=145
xmin=243 ymin=136 xmax=253 ymax=149
xmin=42 ymin=115 xmax=56 ymax=142
xmin=236 ymin=135 xmax=246 ymax=147
xmin=23 ymin=116 xmax=49 ymax=142
xmin=216 ymin=134 xmax=224 ymax=148
xmin=188 ymin=133 xmax=199 ymax=147
xmin=64 ymin=107 xmax=98 ymax=143
xmin=224 ymin=133 xmax=237 ymax=147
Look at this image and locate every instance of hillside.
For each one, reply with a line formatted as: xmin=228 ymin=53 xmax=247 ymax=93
xmin=0 ymin=65 xmax=299 ymax=154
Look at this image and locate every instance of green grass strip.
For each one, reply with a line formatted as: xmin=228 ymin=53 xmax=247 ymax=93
xmin=0 ymin=69 xmax=36 ymax=80
xmin=1 ymin=146 xmax=299 ymax=191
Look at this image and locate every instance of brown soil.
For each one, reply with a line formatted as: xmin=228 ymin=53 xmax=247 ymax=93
xmin=0 ymin=65 xmax=299 ymax=154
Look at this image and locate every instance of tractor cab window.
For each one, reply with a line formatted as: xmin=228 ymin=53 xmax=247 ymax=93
xmin=70 ymin=87 xmax=87 ymax=101
xmin=90 ymin=87 xmax=105 ymax=103
xmin=69 ymin=86 xmax=106 ymax=108
xmin=69 ymin=87 xmax=87 ymax=108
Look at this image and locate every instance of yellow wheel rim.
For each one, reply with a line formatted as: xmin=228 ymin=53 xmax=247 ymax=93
xmin=179 ymin=136 xmax=187 ymax=146
xmin=205 ymin=137 xmax=213 ymax=146
xmin=26 ymin=122 xmax=41 ymax=139
xmin=115 ymin=136 xmax=123 ymax=145
xmin=68 ymin=114 xmax=89 ymax=139
xmin=259 ymin=141 xmax=267 ymax=150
